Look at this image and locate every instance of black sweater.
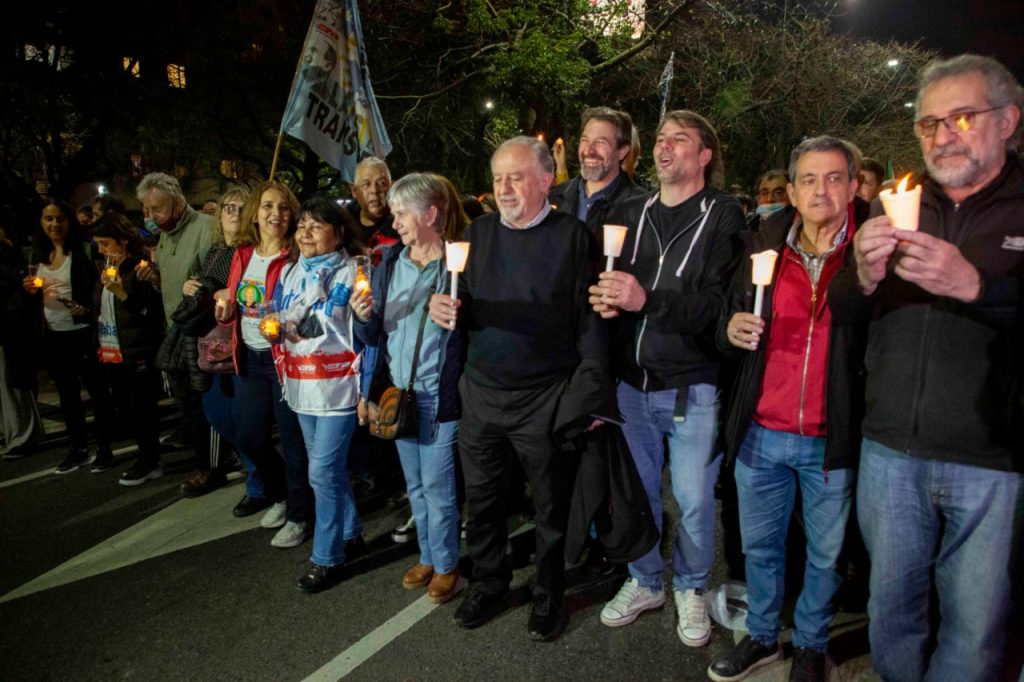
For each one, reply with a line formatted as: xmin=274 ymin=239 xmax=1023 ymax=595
xmin=459 ymin=210 xmax=608 ymax=391
xmin=829 ymin=153 xmax=1024 ymax=473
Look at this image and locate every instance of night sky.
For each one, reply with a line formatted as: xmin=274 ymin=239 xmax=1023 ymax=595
xmin=832 ymin=0 xmax=1024 ymax=79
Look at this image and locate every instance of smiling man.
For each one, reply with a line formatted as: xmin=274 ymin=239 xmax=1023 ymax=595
xmin=588 ymin=110 xmax=744 ymax=648
xmin=709 ymin=137 xmax=867 ymax=682
xmin=430 ymin=136 xmax=610 ymax=642
xmin=549 ymin=106 xmax=645 ymax=240
xmin=830 ymin=54 xmax=1023 ymax=682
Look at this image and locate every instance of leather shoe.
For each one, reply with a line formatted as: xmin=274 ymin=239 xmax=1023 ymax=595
xmin=296 ymin=562 xmax=344 ymax=593
xmin=403 ymin=562 xmax=434 ymax=590
xmin=427 ymin=570 xmax=461 ymax=603
xmin=181 ymin=468 xmax=227 ymax=498
xmin=233 ymin=495 xmax=273 ymax=518
xmin=527 ymin=593 xmax=564 ymax=642
xmin=453 ymin=587 xmax=508 ymax=629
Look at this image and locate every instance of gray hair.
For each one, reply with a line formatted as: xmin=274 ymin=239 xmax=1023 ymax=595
xmin=388 ymin=172 xmax=449 ymax=232
xmin=915 ymin=54 xmax=1023 ymax=148
xmin=354 ymin=156 xmax=391 ymax=182
xmin=787 ymin=136 xmax=861 ymax=185
xmin=136 ymin=172 xmax=185 ymax=203
xmin=492 ymin=136 xmax=554 ymax=175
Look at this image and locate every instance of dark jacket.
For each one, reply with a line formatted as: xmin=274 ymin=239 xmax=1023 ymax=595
xmin=549 ymin=174 xmax=647 ymax=242
xmin=609 ymin=188 xmax=746 ymax=394
xmin=354 ymin=244 xmax=465 ymax=424
xmin=0 ymin=243 xmax=35 ymax=389
xmin=830 ymin=154 xmax=1024 ymax=473
xmin=94 ymin=256 xmax=165 ymax=362
xmin=716 ymin=206 xmax=868 ymax=470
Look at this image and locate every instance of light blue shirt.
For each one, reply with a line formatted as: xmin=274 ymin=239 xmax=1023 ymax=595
xmin=384 ymin=250 xmax=444 ymax=394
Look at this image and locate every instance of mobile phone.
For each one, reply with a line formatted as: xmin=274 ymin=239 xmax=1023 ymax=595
xmin=58 ymin=297 xmax=91 ymax=312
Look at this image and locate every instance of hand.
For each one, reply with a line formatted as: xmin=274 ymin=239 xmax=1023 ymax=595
xmin=552 ymin=138 xmax=567 ymax=173
xmin=429 ymin=293 xmax=460 ymax=330
xmin=100 ymin=270 xmax=127 ymax=300
xmin=893 ymin=229 xmax=982 ymax=302
xmin=593 ymin=270 xmax=646 ymax=313
xmin=357 ymin=399 xmax=368 ymax=426
xmin=182 ymin=277 xmax=201 ymax=297
xmin=350 ymin=287 xmax=374 ymax=321
xmin=727 ymin=312 xmax=764 ymax=351
xmin=135 ymin=261 xmax=161 ymax=287
xmin=65 ymin=301 xmax=87 ymax=317
xmin=213 ymin=289 xmax=234 ymax=322
xmin=852 ymin=216 xmax=898 ymax=295
xmin=588 ymin=283 xmax=620 ymax=319
xmin=585 ymin=418 xmax=604 ymax=432
xmin=22 ymin=274 xmax=42 ymax=294
xmin=283 ymin=320 xmax=303 ymax=343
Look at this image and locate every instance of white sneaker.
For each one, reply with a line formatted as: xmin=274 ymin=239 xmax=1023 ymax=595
xmin=600 ymin=578 xmax=666 ymax=627
xmin=260 ymin=502 xmax=288 ymax=529
xmin=271 ymin=521 xmax=307 ymax=548
xmin=674 ymin=588 xmax=711 ymax=647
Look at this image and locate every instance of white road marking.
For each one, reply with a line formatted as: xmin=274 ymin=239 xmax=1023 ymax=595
xmin=0 ymin=444 xmax=139 ymax=490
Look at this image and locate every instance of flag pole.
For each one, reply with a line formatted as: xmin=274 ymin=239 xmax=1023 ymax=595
xmin=270 ymin=42 xmax=309 ymax=181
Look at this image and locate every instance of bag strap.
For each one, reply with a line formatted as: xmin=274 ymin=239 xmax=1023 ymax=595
xmin=405 ymin=283 xmax=436 ymax=390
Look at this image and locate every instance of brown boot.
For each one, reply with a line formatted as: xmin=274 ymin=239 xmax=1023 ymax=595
xmin=402 ymin=562 xmax=434 ymax=589
xmin=427 ymin=569 xmax=462 ymax=604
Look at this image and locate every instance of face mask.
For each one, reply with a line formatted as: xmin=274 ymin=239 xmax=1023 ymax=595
xmin=755 ymin=202 xmax=786 ymax=218
xmin=144 ymin=218 xmax=159 ymax=234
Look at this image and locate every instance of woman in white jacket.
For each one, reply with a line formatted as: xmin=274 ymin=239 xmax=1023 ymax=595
xmin=275 ymin=196 xmax=368 ymax=593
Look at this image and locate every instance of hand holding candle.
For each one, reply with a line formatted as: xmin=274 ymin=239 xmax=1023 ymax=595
xmin=446 ymin=241 xmax=470 ymax=305
xmin=750 ymin=249 xmax=779 ymax=317
xmin=602 ymin=224 xmax=629 ymax=272
xmin=259 ymin=313 xmax=281 ymax=340
xmin=353 ymin=255 xmax=371 ymax=294
xmin=878 ymin=174 xmax=921 ymax=231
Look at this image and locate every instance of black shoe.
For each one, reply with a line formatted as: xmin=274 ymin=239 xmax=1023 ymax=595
xmin=119 ymin=460 xmax=164 ymax=486
xmin=162 ymin=427 xmax=191 ymax=449
xmin=344 ymin=536 xmax=367 ymax=561
xmin=708 ymin=634 xmax=782 ymax=682
xmin=453 ymin=587 xmax=509 ymax=629
xmin=233 ymin=495 xmax=273 ymax=518
xmin=296 ymin=562 xmax=345 ymax=594
xmin=55 ymin=449 xmax=90 ymax=475
xmin=788 ymin=647 xmax=826 ymax=682
xmin=181 ymin=468 xmax=227 ymax=497
xmin=527 ymin=593 xmax=564 ymax=642
xmin=582 ymin=544 xmax=626 ymax=578
xmin=90 ymin=448 xmax=114 ymax=473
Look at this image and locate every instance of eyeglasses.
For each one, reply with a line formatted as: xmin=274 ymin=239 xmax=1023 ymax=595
xmin=914 ymin=105 xmax=1008 ymax=139
xmin=222 ymin=204 xmax=243 ymax=215
xmin=295 ymin=223 xmax=331 ymax=235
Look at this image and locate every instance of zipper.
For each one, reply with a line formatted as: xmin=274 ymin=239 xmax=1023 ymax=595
xmin=798 ymin=279 xmax=817 ymax=436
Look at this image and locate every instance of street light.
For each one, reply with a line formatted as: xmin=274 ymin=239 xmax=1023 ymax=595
xmin=483 ymin=100 xmax=494 ymax=110
xmin=98 ymin=184 xmax=107 ymax=195
xmin=887 ymin=59 xmax=899 ymax=67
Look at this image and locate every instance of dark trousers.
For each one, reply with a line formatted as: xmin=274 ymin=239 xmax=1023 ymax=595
xmin=458 ymin=375 xmax=572 ymax=599
xmin=102 ymin=359 xmax=161 ymax=467
xmin=167 ymin=369 xmax=212 ymax=470
xmin=231 ymin=347 xmax=308 ymax=517
xmin=204 ymin=374 xmax=265 ymax=497
xmin=44 ymin=327 xmax=114 ymax=452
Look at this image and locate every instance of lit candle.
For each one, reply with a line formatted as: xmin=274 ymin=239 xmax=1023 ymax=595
xmin=138 ymin=260 xmax=148 ymax=269
xmin=353 ymin=255 xmax=371 ymax=294
xmin=750 ymin=249 xmax=779 ymax=318
xmin=878 ymin=174 xmax=921 ymax=231
xmin=105 ymin=266 xmax=119 ymax=280
xmin=555 ymin=137 xmax=564 ymax=146
xmin=32 ymin=276 xmax=43 ymax=289
xmin=602 ymin=224 xmax=629 ymax=272
xmin=446 ymin=241 xmax=470 ymax=301
xmin=259 ymin=315 xmax=280 ymax=338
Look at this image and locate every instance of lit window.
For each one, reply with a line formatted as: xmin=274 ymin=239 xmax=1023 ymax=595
xmin=167 ymin=63 xmax=187 ymax=89
xmin=123 ymin=57 xmax=140 ymax=77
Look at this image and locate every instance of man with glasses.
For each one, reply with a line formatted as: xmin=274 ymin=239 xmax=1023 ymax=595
xmin=830 ymin=54 xmax=1023 ymax=682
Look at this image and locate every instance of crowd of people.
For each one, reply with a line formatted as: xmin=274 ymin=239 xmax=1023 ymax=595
xmin=0 ymin=52 xmax=1021 ymax=682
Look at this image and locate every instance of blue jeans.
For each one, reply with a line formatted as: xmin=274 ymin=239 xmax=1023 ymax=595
xmin=735 ymin=422 xmax=853 ymax=652
xmin=395 ymin=392 xmax=460 ymax=574
xmin=617 ymin=382 xmax=721 ymax=592
xmin=296 ymin=413 xmax=362 ymax=567
xmin=203 ymin=374 xmax=265 ymax=498
xmin=858 ymin=439 xmax=1022 ymax=682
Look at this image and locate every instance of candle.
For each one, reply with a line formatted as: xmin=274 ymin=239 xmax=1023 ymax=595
xmin=353 ymin=255 xmax=371 ymax=294
xmin=446 ymin=241 xmax=470 ymax=302
xmin=32 ymin=276 xmax=43 ymax=289
xmin=138 ymin=260 xmax=148 ymax=269
xmin=555 ymin=137 xmax=564 ymax=146
xmin=602 ymin=224 xmax=629 ymax=272
xmin=878 ymin=174 xmax=921 ymax=231
xmin=259 ymin=316 xmax=280 ymax=338
xmin=105 ymin=266 xmax=119 ymax=280
xmin=750 ymin=249 xmax=779 ymax=317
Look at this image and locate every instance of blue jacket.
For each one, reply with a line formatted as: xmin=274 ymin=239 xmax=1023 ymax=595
xmin=353 ymin=244 xmax=465 ymax=425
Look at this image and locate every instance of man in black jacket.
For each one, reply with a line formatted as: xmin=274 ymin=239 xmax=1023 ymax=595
xmin=549 ymin=106 xmax=646 ymax=243
xmin=430 ymin=136 xmax=610 ymax=642
xmin=589 ymin=110 xmax=745 ymax=648
xmin=830 ymin=54 xmax=1023 ymax=682
xmin=708 ymin=136 xmax=866 ymax=682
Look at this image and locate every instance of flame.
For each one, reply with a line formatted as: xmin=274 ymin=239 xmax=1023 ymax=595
xmin=536 ymin=133 xmax=545 ymax=141
xmin=896 ymin=174 xmax=912 ymax=193
xmin=555 ymin=137 xmax=564 ymax=146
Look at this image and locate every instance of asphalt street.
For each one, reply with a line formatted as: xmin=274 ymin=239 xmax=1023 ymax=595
xmin=0 ymin=386 xmax=878 ymax=681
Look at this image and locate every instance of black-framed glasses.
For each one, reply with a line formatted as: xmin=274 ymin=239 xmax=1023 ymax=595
xmin=914 ymin=105 xmax=1008 ymax=139
xmin=222 ymin=204 xmax=243 ymax=215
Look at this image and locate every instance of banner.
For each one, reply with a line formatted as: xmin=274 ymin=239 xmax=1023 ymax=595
xmin=279 ymin=0 xmax=392 ymax=182
xmin=658 ymin=51 xmax=675 ymax=119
